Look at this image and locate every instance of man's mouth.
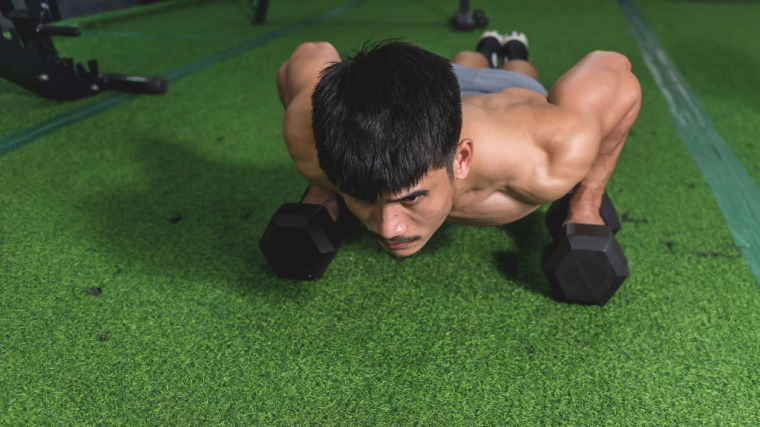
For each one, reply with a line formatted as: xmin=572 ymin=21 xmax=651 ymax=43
xmin=377 ymin=236 xmax=422 ymax=251
xmin=386 ymin=241 xmax=411 ymax=250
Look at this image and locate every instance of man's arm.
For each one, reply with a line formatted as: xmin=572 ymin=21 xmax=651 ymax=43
xmin=277 ymin=42 xmax=341 ymax=193
xmin=544 ymin=51 xmax=641 ymax=225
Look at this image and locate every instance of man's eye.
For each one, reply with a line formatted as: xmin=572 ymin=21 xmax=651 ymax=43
xmin=403 ymin=195 xmax=421 ymax=203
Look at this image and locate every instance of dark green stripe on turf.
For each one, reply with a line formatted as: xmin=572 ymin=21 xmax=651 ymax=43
xmin=0 ymin=0 xmax=371 ymax=157
xmin=0 ymin=94 xmax=135 ymax=157
xmin=74 ymin=27 xmax=257 ymax=41
xmin=620 ymin=0 xmax=760 ymax=286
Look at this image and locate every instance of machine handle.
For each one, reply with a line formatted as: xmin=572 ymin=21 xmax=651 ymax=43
xmin=99 ymin=73 xmax=168 ymax=95
xmin=37 ymin=24 xmax=81 ymax=37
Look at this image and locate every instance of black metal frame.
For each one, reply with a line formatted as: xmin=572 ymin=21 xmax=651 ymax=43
xmin=0 ymin=0 xmax=166 ymax=100
xmin=451 ymin=0 xmax=487 ymax=32
xmin=249 ymin=0 xmax=269 ymax=24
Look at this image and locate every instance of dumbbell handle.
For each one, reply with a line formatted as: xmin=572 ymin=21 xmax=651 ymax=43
xmin=37 ymin=24 xmax=81 ymax=37
xmin=99 ymin=73 xmax=168 ymax=95
xmin=545 ymin=191 xmax=620 ymax=239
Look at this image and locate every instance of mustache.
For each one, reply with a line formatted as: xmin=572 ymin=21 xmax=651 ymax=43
xmin=369 ymin=232 xmax=422 ymax=245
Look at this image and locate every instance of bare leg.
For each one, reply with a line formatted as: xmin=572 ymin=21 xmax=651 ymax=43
xmin=451 ymin=51 xmax=490 ymax=69
xmin=452 ymin=51 xmax=539 ymax=81
xmin=501 ymin=59 xmax=539 ymax=81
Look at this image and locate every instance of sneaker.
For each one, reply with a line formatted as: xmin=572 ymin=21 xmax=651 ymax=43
xmin=480 ymin=29 xmax=506 ymax=44
xmin=477 ymin=30 xmax=504 ymax=68
xmin=501 ymin=31 xmax=530 ymax=62
xmin=502 ymin=31 xmax=529 ymax=48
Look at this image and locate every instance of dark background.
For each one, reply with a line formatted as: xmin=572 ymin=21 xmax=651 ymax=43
xmin=1 ymin=0 xmax=142 ymax=28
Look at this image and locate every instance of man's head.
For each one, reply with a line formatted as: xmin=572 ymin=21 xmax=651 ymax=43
xmin=311 ymin=40 xmax=467 ymax=257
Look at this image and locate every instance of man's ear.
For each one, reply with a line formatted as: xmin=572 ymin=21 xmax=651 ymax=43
xmin=453 ymin=138 xmax=473 ymax=180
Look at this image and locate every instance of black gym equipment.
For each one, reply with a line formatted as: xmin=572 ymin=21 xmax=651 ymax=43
xmin=41 ymin=0 xmax=60 ymax=22
xmin=542 ymin=192 xmax=629 ymax=305
xmin=259 ymin=194 xmax=359 ymax=280
xmin=0 ymin=0 xmax=167 ymax=100
xmin=451 ymin=0 xmax=487 ymax=31
xmin=543 ymin=223 xmax=629 ymax=305
xmin=248 ymin=0 xmax=269 ymax=25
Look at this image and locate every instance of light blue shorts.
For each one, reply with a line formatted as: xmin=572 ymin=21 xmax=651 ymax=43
xmin=452 ymin=63 xmax=548 ymax=97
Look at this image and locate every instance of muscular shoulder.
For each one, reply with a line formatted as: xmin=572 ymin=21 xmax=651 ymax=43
xmin=463 ymin=91 xmax=597 ymax=205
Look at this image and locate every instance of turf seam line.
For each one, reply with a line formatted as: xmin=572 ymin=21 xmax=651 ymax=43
xmin=73 ymin=25 xmax=261 ymax=42
xmin=620 ymin=0 xmax=760 ymax=287
xmin=82 ymin=30 xmax=255 ymax=41
xmin=0 ymin=0 xmax=371 ymax=158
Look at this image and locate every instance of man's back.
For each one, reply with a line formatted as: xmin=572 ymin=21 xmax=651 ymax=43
xmin=448 ymin=88 xmax=561 ymax=226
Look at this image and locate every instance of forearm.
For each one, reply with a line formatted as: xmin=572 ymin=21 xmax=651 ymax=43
xmin=566 ymin=83 xmax=641 ymax=225
xmin=568 ymin=134 xmax=625 ymax=224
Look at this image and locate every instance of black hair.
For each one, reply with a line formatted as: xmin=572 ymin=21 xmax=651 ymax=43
xmin=311 ymin=39 xmax=462 ymax=201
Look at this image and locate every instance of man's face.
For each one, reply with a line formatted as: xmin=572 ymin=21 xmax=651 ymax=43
xmin=342 ymin=167 xmax=456 ymax=259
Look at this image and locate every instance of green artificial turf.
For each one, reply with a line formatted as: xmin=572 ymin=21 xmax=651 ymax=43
xmin=636 ymin=0 xmax=760 ymax=188
xmin=1 ymin=0 xmax=759 ymax=424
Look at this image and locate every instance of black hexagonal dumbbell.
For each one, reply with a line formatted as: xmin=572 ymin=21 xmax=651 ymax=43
xmin=542 ymin=192 xmax=628 ymax=305
xmin=259 ymin=195 xmax=359 ymax=280
xmin=545 ymin=191 xmax=621 ymax=239
xmin=451 ymin=0 xmax=488 ymax=31
xmin=542 ymin=223 xmax=629 ymax=305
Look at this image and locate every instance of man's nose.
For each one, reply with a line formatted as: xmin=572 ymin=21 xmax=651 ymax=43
xmin=370 ymin=206 xmax=407 ymax=239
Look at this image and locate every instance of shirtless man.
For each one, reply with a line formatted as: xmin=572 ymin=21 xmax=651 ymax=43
xmin=275 ymin=31 xmax=641 ymax=259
